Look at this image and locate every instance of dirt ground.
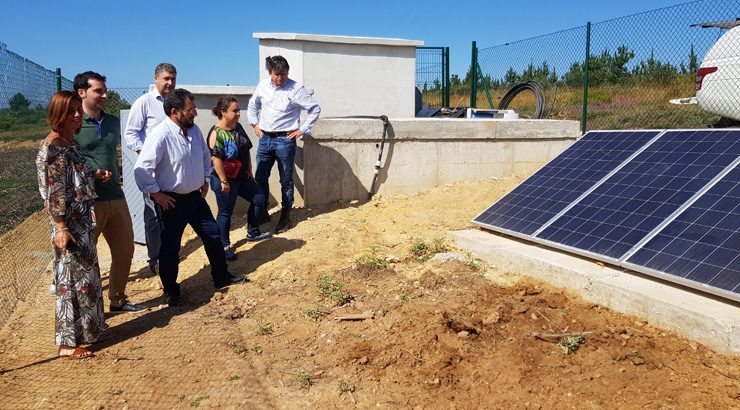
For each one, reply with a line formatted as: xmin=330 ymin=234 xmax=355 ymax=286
xmin=0 ymin=176 xmax=738 ymax=409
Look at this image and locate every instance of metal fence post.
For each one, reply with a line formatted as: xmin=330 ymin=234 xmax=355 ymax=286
xmin=444 ymin=47 xmax=450 ymax=107
xmin=581 ymin=22 xmax=591 ymax=135
xmin=55 ymin=68 xmax=61 ymax=92
xmin=470 ymin=41 xmax=477 ymax=108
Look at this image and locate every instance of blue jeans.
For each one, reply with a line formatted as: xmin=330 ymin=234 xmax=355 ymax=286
xmin=255 ymin=134 xmax=296 ymax=209
xmin=209 ymin=176 xmax=266 ymax=246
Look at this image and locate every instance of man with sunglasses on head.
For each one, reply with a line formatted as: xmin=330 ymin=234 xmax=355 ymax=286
xmin=74 ymin=71 xmax=146 ymax=313
xmin=134 ymin=89 xmax=245 ymax=307
xmin=124 ymin=63 xmax=177 ymax=277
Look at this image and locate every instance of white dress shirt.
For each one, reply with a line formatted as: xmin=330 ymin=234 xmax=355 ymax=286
xmin=124 ymin=89 xmax=167 ymax=151
xmin=134 ymin=117 xmax=212 ymax=195
xmin=247 ymin=78 xmax=321 ymax=135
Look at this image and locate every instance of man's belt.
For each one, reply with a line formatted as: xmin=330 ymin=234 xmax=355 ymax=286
xmin=263 ymin=130 xmax=296 ymax=137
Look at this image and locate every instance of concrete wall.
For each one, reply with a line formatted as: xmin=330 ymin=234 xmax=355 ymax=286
xmin=254 ymin=33 xmax=423 ymax=118
xmin=300 ymin=118 xmax=580 ymax=206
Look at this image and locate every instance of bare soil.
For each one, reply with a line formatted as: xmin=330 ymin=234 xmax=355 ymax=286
xmin=0 ymin=177 xmax=738 ymax=409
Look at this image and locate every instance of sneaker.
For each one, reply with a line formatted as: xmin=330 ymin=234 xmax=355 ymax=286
xmin=110 ymin=300 xmax=148 ymax=313
xmin=246 ymin=231 xmax=272 ymax=242
xmin=214 ymin=274 xmax=246 ymax=289
xmin=224 ymin=246 xmax=237 ymax=261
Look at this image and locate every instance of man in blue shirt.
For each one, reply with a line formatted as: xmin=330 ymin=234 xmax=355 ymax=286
xmin=247 ymin=55 xmax=321 ymax=233
xmin=134 ymin=89 xmax=244 ymax=307
xmin=124 ymin=63 xmax=177 ymax=276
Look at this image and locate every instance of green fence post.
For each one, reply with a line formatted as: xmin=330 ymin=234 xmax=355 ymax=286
xmin=444 ymin=47 xmax=450 ymax=107
xmin=477 ymin=62 xmax=495 ymax=109
xmin=581 ymin=22 xmax=591 ymax=135
xmin=55 ymin=68 xmax=61 ymax=92
xmin=470 ymin=41 xmax=477 ymax=108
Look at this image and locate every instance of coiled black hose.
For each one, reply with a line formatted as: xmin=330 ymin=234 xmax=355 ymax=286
xmin=498 ymin=81 xmax=546 ymax=119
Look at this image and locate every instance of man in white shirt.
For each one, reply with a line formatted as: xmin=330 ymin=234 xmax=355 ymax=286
xmin=247 ymin=55 xmax=321 ymax=233
xmin=124 ymin=63 xmax=177 ymax=276
xmin=134 ymin=89 xmax=244 ymax=307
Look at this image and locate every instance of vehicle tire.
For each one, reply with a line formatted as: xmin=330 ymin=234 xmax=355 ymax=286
xmin=712 ymin=117 xmax=740 ymax=128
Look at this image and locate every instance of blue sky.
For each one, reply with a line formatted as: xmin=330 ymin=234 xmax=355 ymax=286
xmin=0 ymin=0 xmax=694 ymax=87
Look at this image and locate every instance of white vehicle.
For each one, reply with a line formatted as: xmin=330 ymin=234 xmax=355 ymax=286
xmin=695 ymin=19 xmax=740 ymax=122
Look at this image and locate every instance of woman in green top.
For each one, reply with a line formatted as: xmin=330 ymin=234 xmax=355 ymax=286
xmin=208 ymin=96 xmax=271 ymax=261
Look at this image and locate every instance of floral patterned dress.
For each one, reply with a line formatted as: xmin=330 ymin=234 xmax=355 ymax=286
xmin=36 ymin=141 xmax=105 ymax=346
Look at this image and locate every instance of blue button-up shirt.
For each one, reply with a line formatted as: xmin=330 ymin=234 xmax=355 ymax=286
xmin=134 ymin=117 xmax=212 ymax=195
xmin=247 ymin=77 xmax=321 ymax=135
xmin=124 ymin=89 xmax=167 ymax=152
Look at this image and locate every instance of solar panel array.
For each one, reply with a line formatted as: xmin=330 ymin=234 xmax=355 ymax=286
xmin=473 ymin=129 xmax=740 ymax=302
xmin=473 ymin=131 xmax=661 ymax=236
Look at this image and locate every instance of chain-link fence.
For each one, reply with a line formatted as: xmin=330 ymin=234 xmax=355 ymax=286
xmin=415 ymin=47 xmax=450 ymax=110
xmin=474 ymin=0 xmax=739 ymax=130
xmin=0 ymin=86 xmax=145 ymax=329
xmin=0 ymin=41 xmax=72 ymax=110
xmin=0 ymin=42 xmax=68 ymax=327
xmin=0 ymin=40 xmax=147 ymax=327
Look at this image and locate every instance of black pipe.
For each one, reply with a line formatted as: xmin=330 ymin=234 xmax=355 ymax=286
xmin=368 ymin=115 xmax=389 ymax=199
xmin=498 ymin=81 xmax=546 ymax=119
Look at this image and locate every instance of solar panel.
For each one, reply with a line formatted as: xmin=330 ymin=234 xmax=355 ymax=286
xmin=536 ymin=129 xmax=740 ymax=260
xmin=472 ymin=130 xmax=661 ymax=236
xmin=624 ymin=163 xmax=740 ymax=300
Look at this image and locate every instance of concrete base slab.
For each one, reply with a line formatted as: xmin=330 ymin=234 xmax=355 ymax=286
xmin=450 ymin=229 xmax=740 ymax=356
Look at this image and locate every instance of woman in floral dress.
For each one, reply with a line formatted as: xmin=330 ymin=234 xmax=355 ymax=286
xmin=36 ymin=91 xmax=111 ymax=359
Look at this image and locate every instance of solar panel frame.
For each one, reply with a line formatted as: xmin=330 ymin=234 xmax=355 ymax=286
xmin=533 ymin=129 xmax=740 ymax=263
xmin=472 ymin=130 xmax=665 ymax=240
xmin=621 ymin=158 xmax=740 ymax=303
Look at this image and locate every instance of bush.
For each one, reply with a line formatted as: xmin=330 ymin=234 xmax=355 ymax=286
xmin=0 ymin=116 xmax=13 ymax=131
xmin=8 ymin=93 xmax=31 ymax=111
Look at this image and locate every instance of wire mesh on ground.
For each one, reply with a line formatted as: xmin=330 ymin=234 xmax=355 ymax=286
xmin=474 ymin=0 xmax=738 ymax=129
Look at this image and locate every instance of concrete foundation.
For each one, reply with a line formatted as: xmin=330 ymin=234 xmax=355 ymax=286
xmin=450 ymin=229 xmax=740 ymax=356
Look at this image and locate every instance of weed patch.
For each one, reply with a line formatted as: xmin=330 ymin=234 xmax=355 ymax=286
xmin=296 ymin=369 xmax=312 ymax=390
xmin=465 ymin=253 xmax=482 ymax=271
xmin=559 ymin=335 xmax=586 ymax=355
xmin=306 ymin=308 xmax=328 ymax=320
xmin=355 ymin=246 xmax=389 ymax=269
xmin=411 ymin=237 xmax=450 ymax=262
xmin=190 ymin=395 xmax=209 ymax=408
xmin=256 ymin=317 xmax=273 ymax=335
xmin=317 ymin=275 xmax=354 ymax=306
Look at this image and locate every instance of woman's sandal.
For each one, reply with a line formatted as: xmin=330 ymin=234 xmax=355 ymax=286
xmin=59 ymin=347 xmax=94 ymax=360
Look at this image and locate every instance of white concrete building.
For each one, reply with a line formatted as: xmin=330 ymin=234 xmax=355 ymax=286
xmin=253 ymin=33 xmax=423 ymax=118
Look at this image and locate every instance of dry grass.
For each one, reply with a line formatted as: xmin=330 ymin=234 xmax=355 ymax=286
xmin=439 ymin=79 xmax=720 ymax=129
